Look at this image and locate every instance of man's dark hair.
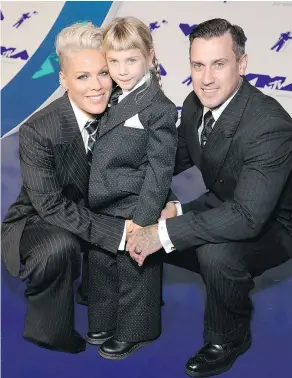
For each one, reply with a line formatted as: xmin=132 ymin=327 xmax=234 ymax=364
xmin=189 ymin=18 xmax=246 ymax=60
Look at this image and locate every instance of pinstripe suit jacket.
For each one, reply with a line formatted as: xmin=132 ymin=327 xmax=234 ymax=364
xmin=89 ymin=74 xmax=178 ymax=226
xmin=166 ymin=78 xmax=292 ymax=251
xmin=1 ymin=94 xmax=125 ymax=277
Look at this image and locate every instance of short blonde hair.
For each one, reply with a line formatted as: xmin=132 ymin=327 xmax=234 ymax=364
xmin=103 ymin=17 xmax=162 ymax=87
xmin=55 ymin=22 xmax=103 ymax=70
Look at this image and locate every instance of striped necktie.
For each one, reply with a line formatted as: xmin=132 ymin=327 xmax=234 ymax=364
xmin=84 ymin=117 xmax=100 ymax=165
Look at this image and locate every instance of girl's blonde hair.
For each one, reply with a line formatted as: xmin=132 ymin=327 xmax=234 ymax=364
xmin=55 ymin=22 xmax=103 ymax=70
xmin=102 ymin=17 xmax=162 ymax=87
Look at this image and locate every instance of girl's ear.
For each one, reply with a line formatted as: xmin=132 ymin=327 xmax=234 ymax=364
xmin=148 ymin=48 xmax=155 ymax=68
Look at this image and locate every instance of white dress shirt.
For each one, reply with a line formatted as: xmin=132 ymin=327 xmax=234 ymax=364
xmin=159 ymin=85 xmax=241 ymax=253
xmin=70 ymin=100 xmax=95 ymax=151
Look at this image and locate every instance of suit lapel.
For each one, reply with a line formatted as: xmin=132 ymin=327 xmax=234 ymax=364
xmin=200 ymin=78 xmax=252 ymax=188
xmin=187 ymin=106 xmax=203 ymax=169
xmin=98 ymin=71 xmax=160 ymax=139
xmin=57 ymin=94 xmax=89 ymax=195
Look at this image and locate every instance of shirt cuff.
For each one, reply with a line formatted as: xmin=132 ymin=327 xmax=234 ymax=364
xmin=118 ymin=222 xmax=127 ymax=250
xmin=174 ymin=202 xmax=183 ymax=216
xmin=158 ymin=219 xmax=176 ymax=253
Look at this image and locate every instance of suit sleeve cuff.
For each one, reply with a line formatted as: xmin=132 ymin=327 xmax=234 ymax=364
xmin=158 ymin=219 xmax=176 ymax=253
xmin=118 ymin=222 xmax=127 ymax=250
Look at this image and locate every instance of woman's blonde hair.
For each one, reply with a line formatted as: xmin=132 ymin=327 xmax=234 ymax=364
xmin=55 ymin=22 xmax=103 ymax=70
xmin=102 ymin=17 xmax=162 ymax=87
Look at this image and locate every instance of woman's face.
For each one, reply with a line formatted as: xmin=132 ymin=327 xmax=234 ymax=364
xmin=60 ymin=49 xmax=112 ymax=117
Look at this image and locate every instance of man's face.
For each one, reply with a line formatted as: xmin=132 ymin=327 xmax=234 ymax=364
xmin=190 ymin=33 xmax=247 ymax=109
xmin=60 ymin=49 xmax=112 ymax=117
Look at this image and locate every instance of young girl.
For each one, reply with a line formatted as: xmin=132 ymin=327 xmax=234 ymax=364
xmin=86 ymin=17 xmax=178 ymax=359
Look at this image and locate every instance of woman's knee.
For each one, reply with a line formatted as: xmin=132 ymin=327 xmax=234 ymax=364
xmin=27 ymin=230 xmax=81 ymax=285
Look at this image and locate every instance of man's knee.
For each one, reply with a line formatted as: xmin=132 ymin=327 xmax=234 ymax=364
xmin=197 ymin=243 xmax=244 ymax=275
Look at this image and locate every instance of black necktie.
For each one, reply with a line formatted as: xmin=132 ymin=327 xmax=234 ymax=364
xmin=109 ymin=86 xmax=123 ymax=106
xmin=85 ymin=117 xmax=100 ymax=165
xmin=200 ymin=110 xmax=215 ymax=148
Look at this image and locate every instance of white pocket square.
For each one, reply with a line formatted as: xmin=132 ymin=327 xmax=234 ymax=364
xmin=124 ymin=114 xmax=144 ymax=129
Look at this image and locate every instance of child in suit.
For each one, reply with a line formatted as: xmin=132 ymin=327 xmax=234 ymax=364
xmin=86 ymin=16 xmax=178 ymax=359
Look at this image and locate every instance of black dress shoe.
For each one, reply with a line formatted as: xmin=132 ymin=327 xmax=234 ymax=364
xmin=98 ymin=338 xmax=152 ymax=360
xmin=185 ymin=331 xmax=251 ymax=377
xmin=85 ymin=330 xmax=115 ymax=345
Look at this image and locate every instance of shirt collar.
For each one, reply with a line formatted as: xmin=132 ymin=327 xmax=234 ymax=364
xmin=69 ymin=99 xmax=94 ymax=132
xmin=119 ymin=71 xmax=150 ymax=98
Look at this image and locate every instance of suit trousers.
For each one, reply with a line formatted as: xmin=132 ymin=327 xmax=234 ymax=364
xmin=164 ymin=201 xmax=291 ymax=344
xmin=88 ymin=247 xmax=162 ymax=342
xmin=19 ymin=218 xmax=86 ymax=353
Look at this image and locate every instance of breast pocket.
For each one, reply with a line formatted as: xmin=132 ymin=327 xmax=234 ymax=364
xmin=124 ymin=114 xmax=144 ymax=129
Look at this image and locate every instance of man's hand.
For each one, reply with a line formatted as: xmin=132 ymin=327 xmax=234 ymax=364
xmin=158 ymin=202 xmax=177 ymax=221
xmin=126 ymin=224 xmax=162 ymax=266
xmin=125 ymin=220 xmax=142 ymax=240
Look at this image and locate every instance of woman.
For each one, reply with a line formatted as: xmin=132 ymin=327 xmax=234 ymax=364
xmin=1 ymin=22 xmax=127 ymax=353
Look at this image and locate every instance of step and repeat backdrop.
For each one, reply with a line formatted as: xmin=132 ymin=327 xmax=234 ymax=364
xmin=1 ymin=1 xmax=292 ymax=137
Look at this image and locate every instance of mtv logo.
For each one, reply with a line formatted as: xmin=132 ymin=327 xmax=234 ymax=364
xmin=1 ymin=46 xmax=29 ymax=60
xmin=246 ymin=73 xmax=292 ymax=91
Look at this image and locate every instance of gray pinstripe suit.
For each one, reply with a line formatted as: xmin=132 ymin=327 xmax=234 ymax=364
xmin=87 ymin=75 xmax=178 ymax=341
xmin=1 ymin=94 xmax=125 ymax=353
xmin=164 ymin=78 xmax=292 ymax=344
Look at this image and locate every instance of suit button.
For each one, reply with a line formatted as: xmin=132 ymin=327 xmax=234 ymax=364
xmin=219 ymin=178 xmax=224 ymax=183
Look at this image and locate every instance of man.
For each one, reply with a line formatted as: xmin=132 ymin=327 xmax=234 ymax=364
xmin=1 ymin=23 xmax=129 ymax=354
xmin=127 ymin=18 xmax=292 ymax=377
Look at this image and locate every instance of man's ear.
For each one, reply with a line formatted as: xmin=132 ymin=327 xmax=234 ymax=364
xmin=239 ymin=54 xmax=248 ymax=76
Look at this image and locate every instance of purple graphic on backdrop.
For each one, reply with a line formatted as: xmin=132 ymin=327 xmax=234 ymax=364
xmin=182 ymin=75 xmax=192 ymax=86
xmin=271 ymin=31 xmax=292 ymax=52
xmin=246 ymin=73 xmax=292 ymax=91
xmin=179 ymin=23 xmax=197 ymax=36
xmin=13 ymin=11 xmax=38 ymax=28
xmin=0 ymin=10 xmax=4 ymax=21
xmin=149 ymin=20 xmax=167 ymax=32
xmin=159 ymin=64 xmax=167 ymax=76
xmin=1 ymin=46 xmax=29 ymax=60
xmin=32 ymin=52 xmax=59 ymax=79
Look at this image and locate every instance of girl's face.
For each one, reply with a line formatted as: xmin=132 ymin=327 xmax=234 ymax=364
xmin=106 ymin=48 xmax=154 ymax=91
